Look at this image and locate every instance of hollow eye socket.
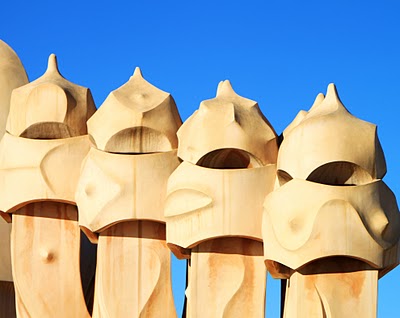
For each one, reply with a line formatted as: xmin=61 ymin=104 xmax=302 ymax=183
xmin=196 ymin=148 xmax=262 ymax=169
xmin=306 ymin=161 xmax=373 ymax=186
xmin=105 ymin=127 xmax=172 ymax=154
xmin=277 ymin=170 xmax=293 ymax=186
xmin=20 ymin=122 xmax=76 ymax=139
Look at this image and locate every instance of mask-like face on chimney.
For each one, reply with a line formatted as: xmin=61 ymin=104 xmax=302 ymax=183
xmin=165 ymin=160 xmax=276 ymax=252
xmin=177 ymin=80 xmax=278 ymax=166
xmin=165 ymin=80 xmax=278 ymax=259
xmin=87 ymin=67 xmax=182 ymax=154
xmin=263 ymin=84 xmax=400 ymax=278
xmin=7 ymin=54 xmax=96 ymax=139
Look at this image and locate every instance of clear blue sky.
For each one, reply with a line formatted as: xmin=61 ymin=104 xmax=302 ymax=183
xmin=2 ymin=1 xmax=400 ymax=317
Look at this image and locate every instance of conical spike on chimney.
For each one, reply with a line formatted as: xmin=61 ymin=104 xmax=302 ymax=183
xmin=45 ymin=54 xmax=61 ymax=76
xmin=322 ymin=83 xmax=347 ymax=112
xmin=216 ymin=81 xmax=224 ymax=96
xmin=216 ymin=80 xmax=236 ymax=97
xmin=308 ymin=93 xmax=325 ymax=112
xmin=132 ymin=66 xmax=143 ymax=78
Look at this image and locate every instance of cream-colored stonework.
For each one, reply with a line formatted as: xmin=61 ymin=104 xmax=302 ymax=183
xmin=263 ymin=178 xmax=399 ymax=272
xmin=77 ymin=147 xmax=179 ymax=233
xmin=7 ymin=54 xmax=96 ymax=138
xmin=0 ymin=53 xmax=95 ymax=318
xmin=87 ymin=67 xmax=181 ymax=153
xmin=0 ymin=39 xmax=399 ymax=318
xmin=0 ymin=39 xmax=28 ymax=318
xmin=166 ymin=81 xmax=278 ymax=317
xmin=0 ymin=133 xmax=90 ymax=213
xmin=77 ymin=67 xmax=179 ymax=318
xmin=0 ymin=40 xmax=28 ymax=285
xmin=165 ymin=161 xmax=275 ymax=257
xmin=0 ymin=40 xmax=28 ymax=138
xmin=277 ymin=84 xmax=386 ymax=183
xmin=263 ymin=83 xmax=400 ymax=318
xmin=177 ymin=80 xmax=277 ymax=166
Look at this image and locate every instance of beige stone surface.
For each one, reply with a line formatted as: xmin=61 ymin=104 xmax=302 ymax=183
xmin=277 ymin=84 xmax=386 ymax=184
xmin=177 ymin=80 xmax=277 ymax=166
xmin=0 ymin=53 xmax=96 ymax=318
xmin=0 ymin=133 xmax=90 ymax=213
xmin=7 ymin=54 xmax=96 ymax=138
xmin=11 ymin=202 xmax=90 ymax=318
xmin=263 ymin=83 xmax=400 ymax=318
xmin=92 ymin=221 xmax=176 ymax=318
xmin=77 ymin=148 xmax=180 ymax=233
xmin=87 ymin=67 xmax=182 ymax=153
xmin=283 ymin=260 xmax=378 ymax=318
xmin=263 ymin=178 xmax=400 ymax=273
xmin=77 ymin=68 xmax=179 ymax=318
xmin=165 ymin=161 xmax=276 ymax=257
xmin=166 ymin=81 xmax=278 ymax=317
xmin=0 ymin=40 xmax=28 ymax=284
xmin=0 ymin=40 xmax=28 ymax=138
xmin=187 ymin=238 xmax=266 ymax=318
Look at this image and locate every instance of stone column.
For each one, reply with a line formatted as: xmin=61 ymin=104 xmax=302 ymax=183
xmin=263 ymin=84 xmax=400 ymax=318
xmin=165 ymin=81 xmax=278 ymax=317
xmin=76 ymin=68 xmax=180 ymax=318
xmin=0 ymin=54 xmax=96 ymax=318
xmin=0 ymin=39 xmax=28 ymax=318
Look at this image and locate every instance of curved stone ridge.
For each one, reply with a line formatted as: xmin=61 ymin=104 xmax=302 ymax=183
xmin=263 ymin=178 xmax=400 ymax=272
xmin=165 ymin=80 xmax=277 ymax=318
xmin=77 ymin=147 xmax=180 ymax=233
xmin=263 ymin=83 xmax=400 ymax=318
xmin=0 ymin=133 xmax=90 ymax=213
xmin=278 ymin=83 xmax=386 ymax=182
xmin=7 ymin=54 xmax=96 ymax=138
xmin=177 ymin=80 xmax=277 ymax=166
xmin=0 ymin=39 xmax=28 ymax=283
xmin=165 ymin=161 xmax=275 ymax=253
xmin=76 ymin=67 xmax=179 ymax=318
xmin=87 ymin=67 xmax=182 ymax=153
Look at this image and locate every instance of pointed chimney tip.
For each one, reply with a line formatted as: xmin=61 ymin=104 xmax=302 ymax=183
xmin=46 ymin=53 xmax=60 ymax=75
xmin=326 ymin=83 xmax=338 ymax=97
xmin=133 ymin=67 xmax=143 ymax=78
xmin=216 ymin=80 xmax=235 ymax=97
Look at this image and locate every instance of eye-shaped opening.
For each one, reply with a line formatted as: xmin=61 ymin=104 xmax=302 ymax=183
xmin=20 ymin=122 xmax=76 ymax=139
xmin=196 ymin=148 xmax=262 ymax=169
xmin=297 ymin=256 xmax=376 ymax=275
xmin=105 ymin=127 xmax=172 ymax=154
xmin=277 ymin=169 xmax=293 ymax=186
xmin=307 ymin=161 xmax=373 ymax=186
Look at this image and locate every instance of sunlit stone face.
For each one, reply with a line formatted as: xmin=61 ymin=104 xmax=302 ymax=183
xmin=7 ymin=54 xmax=96 ymax=139
xmin=263 ymin=83 xmax=400 ymax=279
xmin=76 ymin=148 xmax=180 ymax=233
xmin=165 ymin=161 xmax=276 ymax=253
xmin=177 ymin=80 xmax=278 ymax=166
xmin=87 ymin=67 xmax=182 ymax=153
xmin=263 ymin=178 xmax=400 ymax=274
xmin=278 ymin=84 xmax=386 ymax=183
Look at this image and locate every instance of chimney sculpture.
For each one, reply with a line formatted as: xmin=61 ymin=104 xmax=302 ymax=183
xmin=263 ymin=84 xmax=400 ymax=317
xmin=165 ymin=81 xmax=278 ymax=317
xmin=0 ymin=40 xmax=28 ymax=318
xmin=0 ymin=54 xmax=96 ymax=317
xmin=76 ymin=68 xmax=180 ymax=318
